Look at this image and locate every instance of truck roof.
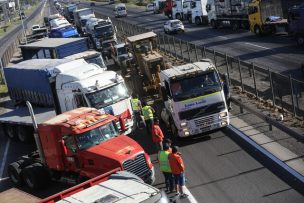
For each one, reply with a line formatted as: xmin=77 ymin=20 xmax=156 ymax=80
xmin=114 ymin=43 xmax=126 ymax=49
xmin=19 ymin=38 xmax=87 ymax=49
xmin=161 ymin=61 xmax=215 ymax=78
xmin=7 ymin=59 xmax=72 ymax=72
xmin=57 ymin=179 xmax=159 ymax=203
xmin=127 ymin=32 xmax=157 ymax=43
xmin=64 ymin=50 xmax=100 ymax=60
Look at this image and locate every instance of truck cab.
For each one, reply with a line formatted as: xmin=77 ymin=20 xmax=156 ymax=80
xmin=64 ymin=50 xmax=107 ymax=68
xmin=73 ymin=8 xmax=95 ymax=35
xmin=160 ymin=60 xmax=229 ymax=137
xmin=8 ymin=108 xmax=154 ymax=190
xmin=153 ymin=0 xmax=166 ymax=14
xmin=164 ymin=0 xmax=173 ymax=19
xmin=111 ymin=43 xmax=133 ymax=67
xmin=114 ymin=3 xmax=127 ymax=17
xmin=64 ymin=4 xmax=77 ymax=23
xmin=188 ymin=0 xmax=208 ymax=25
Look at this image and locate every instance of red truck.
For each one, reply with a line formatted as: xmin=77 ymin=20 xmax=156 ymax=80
xmin=164 ymin=0 xmax=173 ymax=19
xmin=8 ymin=104 xmax=155 ymax=190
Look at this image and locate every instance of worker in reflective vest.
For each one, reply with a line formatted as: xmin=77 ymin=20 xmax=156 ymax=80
xmin=131 ymin=93 xmax=142 ymax=128
xmin=158 ymin=143 xmax=174 ymax=192
xmin=141 ymin=101 xmax=155 ymax=135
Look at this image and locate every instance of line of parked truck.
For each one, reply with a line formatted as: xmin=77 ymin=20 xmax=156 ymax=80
xmin=150 ymin=0 xmax=304 ymax=45
xmin=0 ymin=0 xmax=232 ymax=202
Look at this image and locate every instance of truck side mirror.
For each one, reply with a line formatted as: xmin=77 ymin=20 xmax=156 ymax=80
xmin=161 ymin=86 xmax=168 ymax=101
xmin=60 ymin=139 xmax=68 ymax=156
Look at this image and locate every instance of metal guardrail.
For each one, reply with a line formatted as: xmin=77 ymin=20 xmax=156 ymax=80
xmin=103 ymin=17 xmax=304 ymax=120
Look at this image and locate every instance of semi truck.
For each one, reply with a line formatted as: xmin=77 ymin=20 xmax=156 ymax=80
xmin=172 ymin=0 xmax=191 ymax=21
xmin=7 ymin=106 xmax=154 ymax=190
xmin=0 ymin=59 xmax=134 ymax=143
xmin=188 ymin=0 xmax=208 ymax=25
xmin=160 ymin=59 xmax=229 ymax=137
xmin=41 ymin=170 xmax=167 ymax=203
xmin=19 ymin=38 xmax=89 ymax=60
xmin=288 ymin=4 xmax=304 ymax=46
xmin=73 ymin=8 xmax=95 ymax=36
xmin=64 ymin=50 xmax=107 ymax=68
xmin=85 ymin=17 xmax=117 ymax=51
xmin=164 ymin=0 xmax=173 ymax=19
xmin=49 ymin=19 xmax=80 ymax=38
xmin=63 ymin=4 xmax=78 ymax=23
xmin=206 ymin=0 xmax=250 ymax=29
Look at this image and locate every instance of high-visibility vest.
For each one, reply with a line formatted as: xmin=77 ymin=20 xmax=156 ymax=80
xmin=142 ymin=106 xmax=153 ymax=120
xmin=131 ymin=98 xmax=140 ymax=111
xmin=158 ymin=150 xmax=171 ymax=173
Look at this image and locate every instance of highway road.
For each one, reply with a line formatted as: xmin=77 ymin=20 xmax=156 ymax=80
xmin=85 ymin=2 xmax=304 ymax=80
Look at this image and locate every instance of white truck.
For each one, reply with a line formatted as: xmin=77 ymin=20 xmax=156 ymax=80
xmin=153 ymin=0 xmax=166 ymax=14
xmin=85 ymin=17 xmax=117 ymax=51
xmin=64 ymin=50 xmax=107 ymax=69
xmin=0 ymin=59 xmax=134 ymax=143
xmin=188 ymin=0 xmax=208 ymax=25
xmin=172 ymin=0 xmax=191 ymax=21
xmin=160 ymin=59 xmax=229 ymax=137
xmin=73 ymin=8 xmax=95 ymax=35
xmin=206 ymin=0 xmax=250 ymax=29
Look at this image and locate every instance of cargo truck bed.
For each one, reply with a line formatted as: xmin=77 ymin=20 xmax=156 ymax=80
xmin=0 ymin=106 xmax=55 ymax=126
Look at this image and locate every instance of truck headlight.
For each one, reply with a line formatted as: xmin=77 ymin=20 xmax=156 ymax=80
xmin=219 ymin=112 xmax=228 ymax=119
xmin=180 ymin=122 xmax=187 ymax=127
xmin=184 ymin=131 xmax=190 ymax=136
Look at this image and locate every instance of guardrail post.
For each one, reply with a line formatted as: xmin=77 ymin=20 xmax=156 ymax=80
xmin=239 ymin=99 xmax=244 ymax=113
xmin=289 ymin=75 xmax=296 ymax=117
xmin=202 ymin=46 xmax=206 ymax=58
xmin=186 ymin=42 xmax=191 ymax=62
xmin=238 ymin=57 xmax=244 ymax=92
xmin=225 ymin=54 xmax=231 ymax=85
xmin=0 ymin=58 xmax=5 ymax=84
xmin=163 ymin=35 xmax=166 ymax=54
xmin=252 ymin=63 xmax=258 ymax=98
xmin=173 ymin=37 xmax=177 ymax=59
xmin=167 ymin=36 xmax=171 ymax=56
xmin=268 ymin=68 xmax=275 ymax=107
xmin=194 ymin=44 xmax=198 ymax=62
xmin=180 ymin=40 xmax=184 ymax=61
xmin=213 ymin=50 xmax=217 ymax=67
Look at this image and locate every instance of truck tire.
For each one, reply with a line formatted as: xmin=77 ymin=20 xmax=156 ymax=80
xmin=254 ymin=25 xmax=262 ymax=36
xmin=195 ymin=17 xmax=201 ymax=25
xmin=297 ymin=35 xmax=304 ymax=46
xmin=23 ymin=163 xmax=50 ymax=190
xmin=188 ymin=16 xmax=192 ymax=23
xmin=176 ymin=13 xmax=181 ymax=20
xmin=211 ymin=20 xmax=217 ymax=29
xmin=4 ymin=124 xmax=17 ymax=141
xmin=8 ymin=162 xmax=23 ymax=186
xmin=17 ymin=126 xmax=33 ymax=143
xmin=232 ymin=21 xmax=239 ymax=31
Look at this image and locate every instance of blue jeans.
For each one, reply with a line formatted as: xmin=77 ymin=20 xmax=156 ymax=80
xmin=174 ymin=172 xmax=185 ymax=186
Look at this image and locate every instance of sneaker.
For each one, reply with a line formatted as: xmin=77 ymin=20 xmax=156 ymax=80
xmin=180 ymin=193 xmax=189 ymax=198
xmin=175 ymin=192 xmax=180 ymax=196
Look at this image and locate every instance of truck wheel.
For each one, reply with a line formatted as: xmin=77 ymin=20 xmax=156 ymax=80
xmin=188 ymin=16 xmax=192 ymax=23
xmin=211 ymin=20 xmax=217 ymax=29
xmin=4 ymin=124 xmax=17 ymax=141
xmin=23 ymin=164 xmax=50 ymax=190
xmin=232 ymin=22 xmax=239 ymax=30
xmin=195 ymin=17 xmax=201 ymax=25
xmin=297 ymin=35 xmax=304 ymax=46
xmin=8 ymin=162 xmax=23 ymax=186
xmin=254 ymin=25 xmax=262 ymax=36
xmin=168 ymin=13 xmax=172 ymax=19
xmin=176 ymin=13 xmax=181 ymax=20
xmin=170 ymin=119 xmax=178 ymax=137
xmin=17 ymin=126 xmax=33 ymax=143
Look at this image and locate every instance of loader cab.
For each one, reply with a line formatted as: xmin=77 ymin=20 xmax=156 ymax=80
xmin=248 ymin=1 xmax=262 ymax=34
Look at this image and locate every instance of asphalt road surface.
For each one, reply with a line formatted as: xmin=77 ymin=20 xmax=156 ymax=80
xmin=84 ymin=2 xmax=304 ymax=80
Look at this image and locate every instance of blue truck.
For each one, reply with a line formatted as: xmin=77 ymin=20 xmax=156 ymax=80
xmin=49 ymin=25 xmax=79 ymax=38
xmin=288 ymin=4 xmax=304 ymax=46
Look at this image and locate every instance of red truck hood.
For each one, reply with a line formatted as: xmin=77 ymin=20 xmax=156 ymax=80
xmin=81 ymin=135 xmax=144 ymax=163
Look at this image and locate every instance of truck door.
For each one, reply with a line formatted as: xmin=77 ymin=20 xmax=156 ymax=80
xmin=62 ymin=136 xmax=82 ymax=171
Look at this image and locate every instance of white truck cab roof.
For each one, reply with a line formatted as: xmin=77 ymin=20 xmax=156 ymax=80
xmin=115 ymin=3 xmax=126 ymax=8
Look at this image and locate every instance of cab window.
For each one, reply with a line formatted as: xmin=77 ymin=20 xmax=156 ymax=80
xmin=64 ymin=136 xmax=77 ymax=152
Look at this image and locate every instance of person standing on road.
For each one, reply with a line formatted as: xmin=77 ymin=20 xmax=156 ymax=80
xmin=141 ymin=101 xmax=155 ymax=135
xmin=152 ymin=118 xmax=164 ymax=152
xmin=131 ymin=93 xmax=142 ymax=129
xmin=168 ymin=146 xmax=188 ymax=198
xmin=158 ymin=143 xmax=174 ymax=193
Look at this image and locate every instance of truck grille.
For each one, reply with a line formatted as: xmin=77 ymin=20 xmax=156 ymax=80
xmin=123 ymin=153 xmax=149 ymax=178
xmin=194 ymin=114 xmax=218 ymax=128
xmin=179 ymin=102 xmax=225 ymax=120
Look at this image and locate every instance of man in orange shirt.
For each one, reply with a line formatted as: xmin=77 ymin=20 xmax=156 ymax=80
xmin=152 ymin=118 xmax=164 ymax=152
xmin=168 ymin=146 xmax=188 ymax=198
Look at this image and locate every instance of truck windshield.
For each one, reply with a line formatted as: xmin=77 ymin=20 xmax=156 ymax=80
xmin=86 ymin=83 xmax=129 ymax=109
xmin=117 ymin=46 xmax=127 ymax=56
xmin=170 ymin=71 xmax=222 ymax=102
xmin=68 ymin=5 xmax=77 ymax=12
xmin=94 ymin=25 xmax=113 ymax=38
xmin=78 ymin=9 xmax=93 ymax=17
xmin=117 ymin=7 xmax=126 ymax=11
xmin=86 ymin=55 xmax=106 ymax=68
xmin=75 ymin=121 xmax=119 ymax=150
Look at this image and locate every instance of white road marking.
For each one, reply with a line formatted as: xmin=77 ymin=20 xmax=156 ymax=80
xmin=245 ymin=42 xmax=270 ymax=50
xmin=218 ymin=36 xmax=228 ymax=39
xmin=0 ymin=140 xmax=10 ymax=181
xmin=145 ymin=18 xmax=153 ymax=21
xmin=184 ymin=186 xmax=198 ymax=203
